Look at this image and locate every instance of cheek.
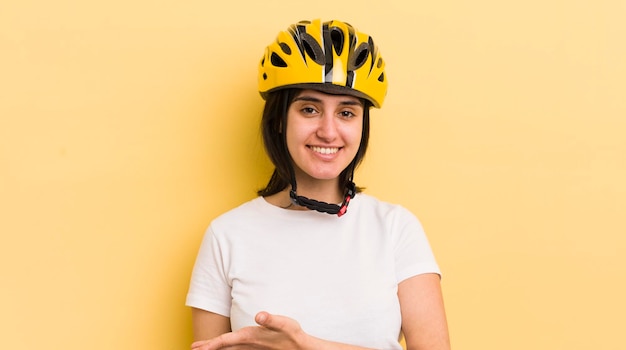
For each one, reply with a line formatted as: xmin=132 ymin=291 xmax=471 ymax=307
xmin=284 ymin=123 xmax=308 ymax=156
xmin=344 ymin=124 xmax=363 ymax=146
xmin=284 ymin=116 xmax=296 ymax=153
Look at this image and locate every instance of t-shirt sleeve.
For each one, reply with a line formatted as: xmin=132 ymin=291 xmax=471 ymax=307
xmin=185 ymin=225 xmax=232 ymax=317
xmin=392 ymin=206 xmax=441 ymax=283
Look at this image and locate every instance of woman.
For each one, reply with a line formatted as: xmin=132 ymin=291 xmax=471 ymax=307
xmin=187 ymin=19 xmax=450 ymax=350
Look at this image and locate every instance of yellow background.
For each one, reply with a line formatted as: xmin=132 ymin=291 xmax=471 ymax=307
xmin=1 ymin=1 xmax=625 ymax=349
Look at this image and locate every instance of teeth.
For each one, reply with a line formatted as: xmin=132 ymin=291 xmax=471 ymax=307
xmin=311 ymin=146 xmax=339 ymax=154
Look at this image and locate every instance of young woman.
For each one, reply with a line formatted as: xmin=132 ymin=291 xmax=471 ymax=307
xmin=186 ymin=19 xmax=451 ymax=350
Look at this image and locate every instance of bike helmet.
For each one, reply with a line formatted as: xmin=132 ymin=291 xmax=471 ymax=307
xmin=258 ymin=19 xmax=387 ymax=108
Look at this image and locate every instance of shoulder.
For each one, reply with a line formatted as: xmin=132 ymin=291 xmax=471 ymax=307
xmin=207 ymin=197 xmax=268 ymax=234
xmin=206 ymin=197 xmax=311 ymax=239
xmin=351 ymin=193 xmax=428 ymax=243
xmin=353 ymin=193 xmax=420 ymax=223
xmin=212 ymin=197 xmax=263 ymax=220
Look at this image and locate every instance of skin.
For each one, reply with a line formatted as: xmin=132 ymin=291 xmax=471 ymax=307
xmin=283 ymin=89 xmax=364 ymax=203
xmin=190 ymin=90 xmax=451 ymax=350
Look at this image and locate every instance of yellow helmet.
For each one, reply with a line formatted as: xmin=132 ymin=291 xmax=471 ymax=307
xmin=258 ymin=19 xmax=388 ymax=108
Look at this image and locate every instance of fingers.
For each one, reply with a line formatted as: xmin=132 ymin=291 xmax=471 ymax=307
xmin=190 ymin=334 xmax=234 ymax=350
xmin=254 ymin=311 xmax=270 ymax=326
xmin=255 ymin=311 xmax=286 ymax=331
xmin=254 ymin=311 xmax=296 ymax=333
xmin=191 ymin=313 xmax=302 ymax=349
xmin=190 ymin=327 xmax=254 ymax=350
xmin=190 ymin=339 xmax=209 ymax=349
xmin=190 ymin=337 xmax=228 ymax=350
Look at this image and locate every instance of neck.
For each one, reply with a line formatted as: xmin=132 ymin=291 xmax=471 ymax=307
xmin=292 ymin=174 xmax=343 ymax=204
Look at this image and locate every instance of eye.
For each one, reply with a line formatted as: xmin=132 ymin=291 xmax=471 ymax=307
xmin=339 ymin=110 xmax=357 ymax=118
xmin=300 ymin=106 xmax=318 ymax=115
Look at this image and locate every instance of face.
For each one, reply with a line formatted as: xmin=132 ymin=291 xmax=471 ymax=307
xmin=285 ymin=89 xmax=364 ymax=184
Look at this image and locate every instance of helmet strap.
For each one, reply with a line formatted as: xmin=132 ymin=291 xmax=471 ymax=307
xmin=289 ymin=180 xmax=356 ymax=217
xmin=287 ymin=157 xmax=357 ymax=217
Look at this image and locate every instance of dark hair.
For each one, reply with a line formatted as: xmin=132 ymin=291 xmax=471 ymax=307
xmin=257 ymin=88 xmax=371 ymax=197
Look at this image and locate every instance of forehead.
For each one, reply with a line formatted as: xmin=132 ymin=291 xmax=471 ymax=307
xmin=293 ymin=89 xmax=364 ymax=106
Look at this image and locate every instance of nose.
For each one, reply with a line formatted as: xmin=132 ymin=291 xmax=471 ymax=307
xmin=315 ymin=113 xmax=338 ymax=141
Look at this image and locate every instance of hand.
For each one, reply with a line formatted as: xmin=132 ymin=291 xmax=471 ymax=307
xmin=191 ymin=311 xmax=309 ymax=350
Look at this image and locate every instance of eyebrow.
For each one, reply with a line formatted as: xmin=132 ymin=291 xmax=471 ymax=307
xmin=292 ymin=95 xmax=364 ymax=107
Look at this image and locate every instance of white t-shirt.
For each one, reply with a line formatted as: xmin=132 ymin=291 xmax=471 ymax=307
xmin=186 ymin=193 xmax=440 ymax=349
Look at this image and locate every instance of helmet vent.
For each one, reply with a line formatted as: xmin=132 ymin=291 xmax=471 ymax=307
xmin=330 ymin=27 xmax=344 ymax=55
xmin=270 ymin=52 xmax=288 ymax=67
xmin=378 ymin=72 xmax=385 ymax=82
xmin=279 ymin=42 xmax=291 ymax=55
xmin=349 ymin=43 xmax=370 ymax=70
xmin=377 ymin=57 xmax=383 ymax=68
xmin=300 ymin=33 xmax=325 ymax=65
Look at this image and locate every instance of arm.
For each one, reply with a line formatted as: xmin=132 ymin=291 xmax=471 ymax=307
xmin=191 ymin=307 xmax=231 ymax=342
xmin=398 ymin=273 xmax=451 ymax=350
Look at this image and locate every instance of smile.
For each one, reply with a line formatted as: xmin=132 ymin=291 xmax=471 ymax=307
xmin=310 ymin=146 xmax=340 ymax=155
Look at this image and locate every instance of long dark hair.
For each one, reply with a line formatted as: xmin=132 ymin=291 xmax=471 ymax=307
xmin=257 ymin=88 xmax=371 ymax=197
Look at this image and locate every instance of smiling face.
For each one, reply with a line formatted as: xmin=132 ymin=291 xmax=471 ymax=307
xmin=285 ymin=89 xmax=364 ymax=186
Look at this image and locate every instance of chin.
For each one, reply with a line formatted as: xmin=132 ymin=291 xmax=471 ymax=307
xmin=302 ymin=170 xmax=343 ymax=181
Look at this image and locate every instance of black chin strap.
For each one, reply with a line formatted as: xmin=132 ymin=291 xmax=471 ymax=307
xmin=289 ymin=180 xmax=356 ymax=217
